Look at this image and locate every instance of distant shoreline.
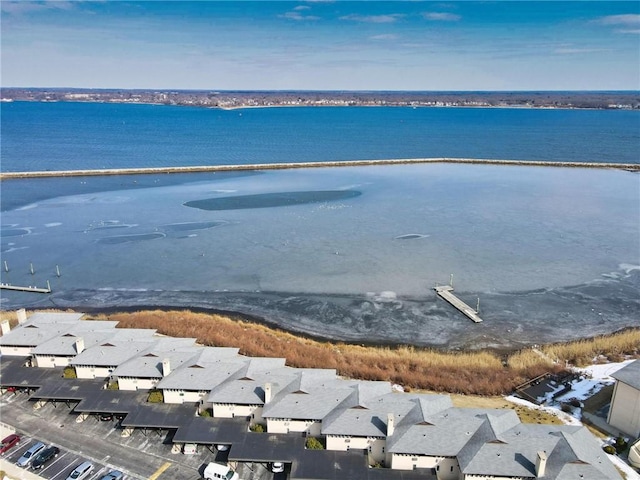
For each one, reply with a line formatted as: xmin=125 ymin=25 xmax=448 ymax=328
xmin=2 ymin=88 xmax=638 ymax=110
xmin=2 ymin=157 xmax=638 ymax=180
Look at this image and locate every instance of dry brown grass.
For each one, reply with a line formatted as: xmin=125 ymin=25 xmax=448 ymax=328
xmin=88 ymin=309 xmax=555 ymax=395
xmin=541 ymin=329 xmax=640 ymax=367
xmin=8 ymin=308 xmax=637 ymax=397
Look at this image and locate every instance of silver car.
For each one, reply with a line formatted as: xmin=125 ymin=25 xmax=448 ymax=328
xmin=100 ymin=470 xmax=124 ymax=480
xmin=16 ymin=441 xmax=45 ymax=467
xmin=65 ymin=461 xmax=94 ymax=480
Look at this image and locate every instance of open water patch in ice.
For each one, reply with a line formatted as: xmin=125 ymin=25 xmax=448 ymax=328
xmin=159 ymin=221 xmax=226 ymax=232
xmin=184 ymin=190 xmax=361 ymax=211
xmin=395 ymin=233 xmax=430 ymax=240
xmin=96 ymin=232 xmax=166 ymax=245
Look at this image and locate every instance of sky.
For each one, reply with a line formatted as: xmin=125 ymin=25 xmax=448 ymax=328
xmin=1 ymin=1 xmax=639 ymax=91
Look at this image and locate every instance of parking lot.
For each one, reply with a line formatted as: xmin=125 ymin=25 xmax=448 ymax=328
xmin=1 ymin=389 xmax=282 ymax=480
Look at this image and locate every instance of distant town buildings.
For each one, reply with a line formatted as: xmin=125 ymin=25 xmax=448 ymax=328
xmin=1 ymin=88 xmax=638 ymax=110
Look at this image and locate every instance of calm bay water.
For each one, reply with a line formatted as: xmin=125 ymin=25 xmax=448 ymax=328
xmin=1 ymin=101 xmax=639 ymax=349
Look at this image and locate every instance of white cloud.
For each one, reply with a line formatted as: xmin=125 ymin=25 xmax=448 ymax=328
xmin=294 ymin=5 xmax=311 ymax=11
xmin=1 ymin=0 xmax=75 ymax=14
xmin=554 ymin=47 xmax=608 ymax=55
xmin=596 ymin=14 xmax=640 ymax=26
xmin=279 ymin=11 xmax=320 ymax=21
xmin=370 ymin=34 xmax=398 ymax=41
xmin=339 ymin=14 xmax=405 ymax=24
xmin=422 ymin=12 xmax=461 ymax=22
xmin=615 ymin=28 xmax=640 ymax=34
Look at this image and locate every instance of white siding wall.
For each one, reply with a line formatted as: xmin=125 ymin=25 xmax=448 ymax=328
xmin=0 ymin=346 xmax=32 ymax=356
xmin=213 ymin=403 xmax=262 ymax=421
xmin=117 ymin=377 xmax=160 ymax=391
xmin=75 ymin=365 xmax=113 ymax=379
xmin=390 ymin=454 xmax=459 ymax=479
xmin=326 ymin=436 xmax=386 ymax=464
xmin=163 ymin=389 xmax=207 ymax=404
xmin=267 ymin=418 xmax=321 ymax=436
xmin=608 ymin=381 xmax=640 ymax=437
xmin=34 ymin=355 xmax=71 ymax=368
xmin=464 ymin=475 xmax=523 ymax=480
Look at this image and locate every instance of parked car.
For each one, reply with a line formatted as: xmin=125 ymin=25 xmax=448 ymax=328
xmin=16 ymin=441 xmax=45 ymax=467
xmin=203 ymin=462 xmax=238 ymax=480
xmin=182 ymin=443 xmax=197 ymax=454
xmin=65 ymin=461 xmax=94 ymax=480
xmin=99 ymin=470 xmax=124 ymax=480
xmin=99 ymin=413 xmax=114 ymax=421
xmin=271 ymin=462 xmax=285 ymax=473
xmin=0 ymin=434 xmax=20 ymax=455
xmin=31 ymin=445 xmax=60 ymax=470
xmin=215 ymin=444 xmax=229 ymax=452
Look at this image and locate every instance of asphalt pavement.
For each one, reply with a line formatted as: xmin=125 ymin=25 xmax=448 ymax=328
xmin=0 ymin=390 xmax=276 ymax=480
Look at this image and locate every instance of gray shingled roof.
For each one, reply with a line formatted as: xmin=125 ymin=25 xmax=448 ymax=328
xmin=460 ymin=424 xmax=620 ymax=480
xmin=262 ymin=378 xmax=356 ymax=421
xmin=156 ymin=354 xmax=249 ymax=390
xmin=208 ymin=368 xmax=300 ymax=405
xmin=611 ymin=359 xmax=640 ymax=390
xmin=70 ymin=334 xmax=157 ymax=367
xmin=388 ymin=407 xmax=517 ymax=456
xmin=0 ymin=323 xmax=72 ymax=347
xmin=113 ymin=346 xmax=197 ymax=379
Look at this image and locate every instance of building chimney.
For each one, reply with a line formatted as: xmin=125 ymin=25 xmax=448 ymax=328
xmin=74 ymin=337 xmax=85 ymax=354
xmin=264 ymin=382 xmax=272 ymax=404
xmin=536 ymin=451 xmax=547 ymax=477
xmin=387 ymin=413 xmax=395 ymax=436
xmin=162 ymin=358 xmax=171 ymax=377
xmin=17 ymin=308 xmax=27 ymax=324
xmin=1 ymin=320 xmax=10 ymax=336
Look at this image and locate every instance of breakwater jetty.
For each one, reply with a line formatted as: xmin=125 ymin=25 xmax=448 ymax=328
xmin=1 ymin=157 xmax=638 ymax=180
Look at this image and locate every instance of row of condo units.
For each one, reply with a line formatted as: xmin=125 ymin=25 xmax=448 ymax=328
xmin=0 ymin=310 xmax=623 ymax=480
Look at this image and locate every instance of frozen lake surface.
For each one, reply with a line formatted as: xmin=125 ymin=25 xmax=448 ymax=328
xmin=1 ymin=163 xmax=639 ymax=349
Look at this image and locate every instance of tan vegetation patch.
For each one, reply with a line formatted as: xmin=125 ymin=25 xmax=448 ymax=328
xmin=541 ymin=329 xmax=640 ymax=367
xmin=9 ymin=308 xmax=638 ymax=398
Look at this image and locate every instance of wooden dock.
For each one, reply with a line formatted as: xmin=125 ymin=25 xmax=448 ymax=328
xmin=0 ymin=282 xmax=51 ymax=294
xmin=434 ymin=285 xmax=483 ymax=323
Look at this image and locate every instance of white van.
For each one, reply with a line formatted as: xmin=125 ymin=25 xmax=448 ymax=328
xmin=203 ymin=462 xmax=239 ymax=480
xmin=182 ymin=443 xmax=197 ymax=454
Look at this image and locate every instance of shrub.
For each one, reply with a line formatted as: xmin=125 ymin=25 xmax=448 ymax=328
xmin=305 ymin=437 xmax=324 ymax=450
xmin=560 ymin=403 xmax=573 ymax=413
xmin=199 ymin=409 xmax=211 ymax=417
xmin=107 ymin=381 xmax=119 ymax=390
xmin=615 ymin=437 xmax=628 ymax=454
xmin=603 ymin=445 xmax=616 ymax=455
xmin=250 ymin=424 xmax=265 ymax=433
xmin=148 ymin=389 xmax=163 ymax=403
xmin=63 ymin=366 xmax=77 ymax=379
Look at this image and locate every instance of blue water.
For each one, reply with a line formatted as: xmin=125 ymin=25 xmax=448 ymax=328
xmin=1 ymin=101 xmax=639 ymax=349
xmin=2 ymin=101 xmax=639 ymax=172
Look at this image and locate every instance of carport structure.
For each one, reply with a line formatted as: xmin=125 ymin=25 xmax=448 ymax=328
xmin=0 ymin=356 xmax=56 ymax=395
xmin=120 ymin=401 xmax=195 ymax=438
xmin=173 ymin=416 xmax=248 ymax=453
xmin=290 ymin=449 xmax=435 ymax=480
xmin=73 ymin=388 xmax=145 ymax=422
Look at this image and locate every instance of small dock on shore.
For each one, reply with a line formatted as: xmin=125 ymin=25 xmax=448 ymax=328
xmin=434 ymin=279 xmax=482 ymax=323
xmin=0 ymin=281 xmax=51 ymax=294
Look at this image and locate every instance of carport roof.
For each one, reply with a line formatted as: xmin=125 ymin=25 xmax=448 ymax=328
xmin=120 ymin=402 xmax=194 ymax=429
xmin=29 ymin=376 xmax=105 ymax=400
xmin=290 ymin=449 xmax=435 ymax=480
xmin=227 ymin=432 xmax=303 ymax=463
xmin=0 ymin=357 xmax=54 ymax=388
xmin=74 ymin=389 xmax=145 ymax=413
xmin=173 ymin=416 xmax=247 ymax=445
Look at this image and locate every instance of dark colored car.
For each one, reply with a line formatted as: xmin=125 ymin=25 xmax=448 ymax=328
xmin=99 ymin=413 xmax=113 ymax=421
xmin=0 ymin=434 xmax=20 ymax=455
xmin=31 ymin=445 xmax=60 ymax=470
